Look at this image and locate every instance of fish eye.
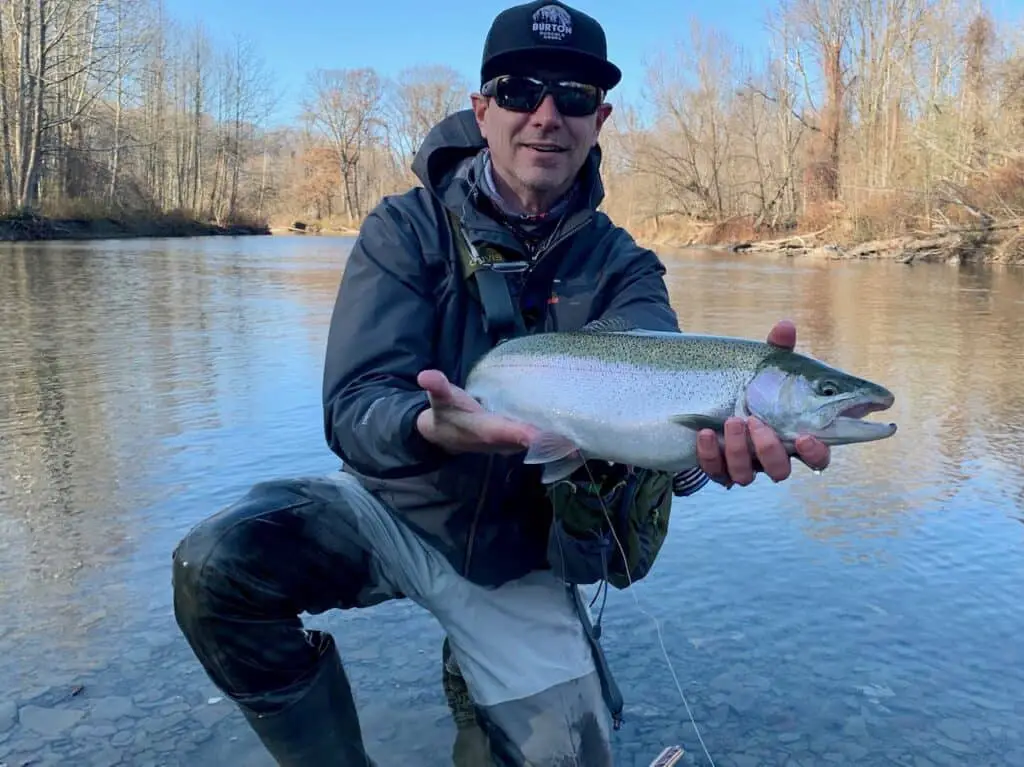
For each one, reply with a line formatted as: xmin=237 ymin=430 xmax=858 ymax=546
xmin=818 ymin=380 xmax=840 ymax=397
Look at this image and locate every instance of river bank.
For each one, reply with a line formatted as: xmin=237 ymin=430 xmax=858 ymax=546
xmin=258 ymin=213 xmax=1024 ymax=267
xmin=268 ymin=219 xmax=359 ymax=237
xmin=0 ymin=213 xmax=270 ymax=242
xmin=720 ymin=220 xmax=1024 ymax=266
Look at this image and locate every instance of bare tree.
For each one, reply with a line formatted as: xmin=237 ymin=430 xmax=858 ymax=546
xmin=384 ymin=64 xmax=469 ymax=176
xmin=631 ymin=20 xmax=737 ymax=220
xmin=780 ymin=0 xmax=854 ymax=204
xmin=301 ymin=67 xmax=384 ymax=222
xmin=0 ymin=0 xmax=1017 ymax=246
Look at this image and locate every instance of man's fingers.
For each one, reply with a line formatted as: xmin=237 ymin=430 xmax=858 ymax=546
xmin=749 ymin=417 xmax=791 ymax=482
xmin=479 ymin=419 xmax=535 ymax=450
xmin=795 ymin=435 xmax=831 ymax=471
xmin=722 ymin=417 xmax=755 ymax=486
xmin=696 ymin=429 xmax=724 ymax=477
xmin=442 ymin=409 xmax=538 ymax=452
xmin=766 ymin=319 xmax=796 ymax=350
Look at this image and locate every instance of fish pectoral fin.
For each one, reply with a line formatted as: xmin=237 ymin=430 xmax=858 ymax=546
xmin=523 ymin=431 xmax=587 ymax=484
xmin=670 ymin=414 xmax=727 ymax=433
xmin=540 ymin=454 xmax=587 ymax=484
xmin=523 ymin=430 xmax=579 ymax=464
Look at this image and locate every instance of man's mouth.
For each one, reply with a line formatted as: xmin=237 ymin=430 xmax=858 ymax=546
xmin=523 ymin=143 xmax=568 ymax=153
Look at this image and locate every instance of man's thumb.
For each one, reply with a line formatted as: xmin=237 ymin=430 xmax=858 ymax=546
xmin=417 ymin=370 xmax=453 ymax=405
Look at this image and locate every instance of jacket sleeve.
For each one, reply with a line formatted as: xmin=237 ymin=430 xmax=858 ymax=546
xmin=595 ymin=227 xmax=710 ymax=498
xmin=596 ymin=228 xmax=681 ymax=333
xmin=321 ymin=199 xmax=448 ymax=478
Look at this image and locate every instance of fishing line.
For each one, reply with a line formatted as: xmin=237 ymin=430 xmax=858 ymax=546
xmin=581 ymin=463 xmax=718 ymax=767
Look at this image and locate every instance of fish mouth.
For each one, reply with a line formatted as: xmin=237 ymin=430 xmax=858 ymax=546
xmin=821 ymin=393 xmax=898 ymax=444
xmin=838 ymin=399 xmax=891 ymax=420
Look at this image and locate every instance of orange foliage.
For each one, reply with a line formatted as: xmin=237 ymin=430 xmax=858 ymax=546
xmin=286 ymin=145 xmax=342 ymax=221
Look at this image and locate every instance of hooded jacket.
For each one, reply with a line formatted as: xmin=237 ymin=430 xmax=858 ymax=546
xmin=322 ymin=109 xmax=702 ymax=588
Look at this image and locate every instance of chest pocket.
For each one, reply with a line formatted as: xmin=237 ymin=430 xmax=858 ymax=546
xmin=546 ymin=274 xmax=601 ymax=332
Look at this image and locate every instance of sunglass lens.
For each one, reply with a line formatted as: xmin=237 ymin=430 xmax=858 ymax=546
xmin=551 ymin=84 xmax=599 ymax=117
xmin=496 ymin=77 xmax=546 ymax=111
xmin=494 ymin=77 xmax=600 ymax=117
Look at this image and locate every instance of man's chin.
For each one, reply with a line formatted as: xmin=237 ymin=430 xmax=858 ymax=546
xmin=518 ymin=170 xmax=573 ymax=195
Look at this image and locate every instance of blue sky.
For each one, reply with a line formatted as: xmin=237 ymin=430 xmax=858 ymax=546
xmin=162 ymin=0 xmax=780 ymax=126
xmin=164 ymin=0 xmax=1024 ymax=128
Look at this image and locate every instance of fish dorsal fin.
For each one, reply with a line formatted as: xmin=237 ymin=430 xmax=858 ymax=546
xmin=579 ymin=315 xmax=639 ymax=334
xmin=579 ymin=317 xmax=685 ymax=340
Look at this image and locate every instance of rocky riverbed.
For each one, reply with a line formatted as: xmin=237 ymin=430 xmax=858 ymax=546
xmin=3 ymin=608 xmax=1022 ymax=767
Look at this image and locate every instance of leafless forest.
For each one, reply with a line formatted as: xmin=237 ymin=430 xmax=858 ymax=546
xmin=1 ymin=0 xmax=1021 ymax=255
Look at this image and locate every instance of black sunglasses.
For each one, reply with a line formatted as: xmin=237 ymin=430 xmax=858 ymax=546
xmin=481 ymin=75 xmax=603 ymax=118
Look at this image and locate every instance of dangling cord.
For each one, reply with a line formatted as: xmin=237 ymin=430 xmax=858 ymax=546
xmin=582 ymin=464 xmax=718 ymax=767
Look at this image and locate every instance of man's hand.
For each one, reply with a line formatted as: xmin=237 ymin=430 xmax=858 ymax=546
xmin=696 ymin=319 xmax=831 ymax=487
xmin=415 ymin=370 xmax=539 ymax=455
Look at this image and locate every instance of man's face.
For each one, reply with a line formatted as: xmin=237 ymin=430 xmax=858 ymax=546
xmin=471 ymin=73 xmax=613 ymax=210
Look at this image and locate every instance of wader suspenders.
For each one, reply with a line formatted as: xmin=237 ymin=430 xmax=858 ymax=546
xmin=445 ymin=208 xmax=628 ymax=729
xmin=445 ymin=209 xmax=528 ymax=343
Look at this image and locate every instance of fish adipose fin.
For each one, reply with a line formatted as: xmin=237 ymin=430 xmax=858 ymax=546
xmin=670 ymin=414 xmax=728 ymax=433
xmin=523 ymin=431 xmax=587 ymax=484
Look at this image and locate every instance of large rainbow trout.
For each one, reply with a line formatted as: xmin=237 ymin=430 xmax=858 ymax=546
xmin=464 ymin=321 xmax=898 ymax=484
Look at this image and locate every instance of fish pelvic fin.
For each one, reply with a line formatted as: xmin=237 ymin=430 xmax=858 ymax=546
xmin=670 ymin=413 xmax=728 ymax=433
xmin=523 ymin=431 xmax=587 ymax=484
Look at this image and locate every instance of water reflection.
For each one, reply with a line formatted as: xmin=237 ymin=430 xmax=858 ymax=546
xmin=0 ymin=237 xmax=1022 ymax=766
xmin=662 ymin=251 xmax=1024 ymax=536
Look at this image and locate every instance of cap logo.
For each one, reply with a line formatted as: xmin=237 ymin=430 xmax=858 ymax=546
xmin=532 ymin=4 xmax=572 ymax=42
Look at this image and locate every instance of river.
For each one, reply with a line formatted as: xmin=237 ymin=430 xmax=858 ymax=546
xmin=0 ymin=235 xmax=1022 ymax=767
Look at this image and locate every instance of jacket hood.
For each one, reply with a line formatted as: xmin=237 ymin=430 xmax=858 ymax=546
xmin=410 ymin=109 xmax=607 ymax=219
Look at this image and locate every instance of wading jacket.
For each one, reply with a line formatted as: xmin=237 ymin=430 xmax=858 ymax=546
xmin=322 ymin=109 xmax=708 ymax=591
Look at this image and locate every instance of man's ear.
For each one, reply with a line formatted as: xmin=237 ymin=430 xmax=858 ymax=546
xmin=470 ymin=93 xmax=489 ymax=139
xmin=592 ymin=102 xmax=613 ymax=144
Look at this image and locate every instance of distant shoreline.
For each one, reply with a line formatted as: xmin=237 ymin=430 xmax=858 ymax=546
xmin=639 ymin=222 xmax=1023 ymax=267
xmin=268 ymin=216 xmax=1022 ymax=267
xmin=0 ymin=213 xmax=270 ymax=243
xmin=268 ymin=222 xmax=359 ymax=237
xmin=11 ymin=211 xmax=1013 ymax=267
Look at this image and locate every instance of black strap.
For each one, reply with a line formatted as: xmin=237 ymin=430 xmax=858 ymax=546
xmin=474 ymin=267 xmax=526 ymax=340
xmin=569 ymin=584 xmax=626 ymax=729
xmin=446 ymin=209 xmax=528 ymax=342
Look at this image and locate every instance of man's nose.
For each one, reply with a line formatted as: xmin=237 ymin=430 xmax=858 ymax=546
xmin=530 ymin=94 xmax=564 ymax=126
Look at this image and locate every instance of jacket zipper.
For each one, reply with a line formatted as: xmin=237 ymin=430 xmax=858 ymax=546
xmin=530 ymin=214 xmax=592 ymax=271
xmin=460 ymin=213 xmax=593 ymax=579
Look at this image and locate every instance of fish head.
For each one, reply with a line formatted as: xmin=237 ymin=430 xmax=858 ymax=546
xmin=742 ymin=350 xmax=898 ymax=446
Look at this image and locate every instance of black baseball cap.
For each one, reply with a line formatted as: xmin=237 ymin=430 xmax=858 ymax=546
xmin=480 ymin=0 xmax=623 ymax=91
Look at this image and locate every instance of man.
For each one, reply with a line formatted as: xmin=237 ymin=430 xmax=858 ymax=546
xmin=171 ymin=1 xmax=831 ymax=765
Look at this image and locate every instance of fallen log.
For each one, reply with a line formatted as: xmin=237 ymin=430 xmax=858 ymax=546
xmin=726 ymin=219 xmax=1022 ymax=265
xmin=731 ymin=226 xmax=832 ymax=253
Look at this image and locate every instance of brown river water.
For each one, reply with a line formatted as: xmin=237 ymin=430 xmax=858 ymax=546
xmin=0 ymin=236 xmax=1022 ymax=766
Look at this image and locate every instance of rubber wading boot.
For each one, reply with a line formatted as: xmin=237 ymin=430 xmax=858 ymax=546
xmin=442 ymin=636 xmax=494 ymax=766
xmin=238 ymin=639 xmax=377 ymax=767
